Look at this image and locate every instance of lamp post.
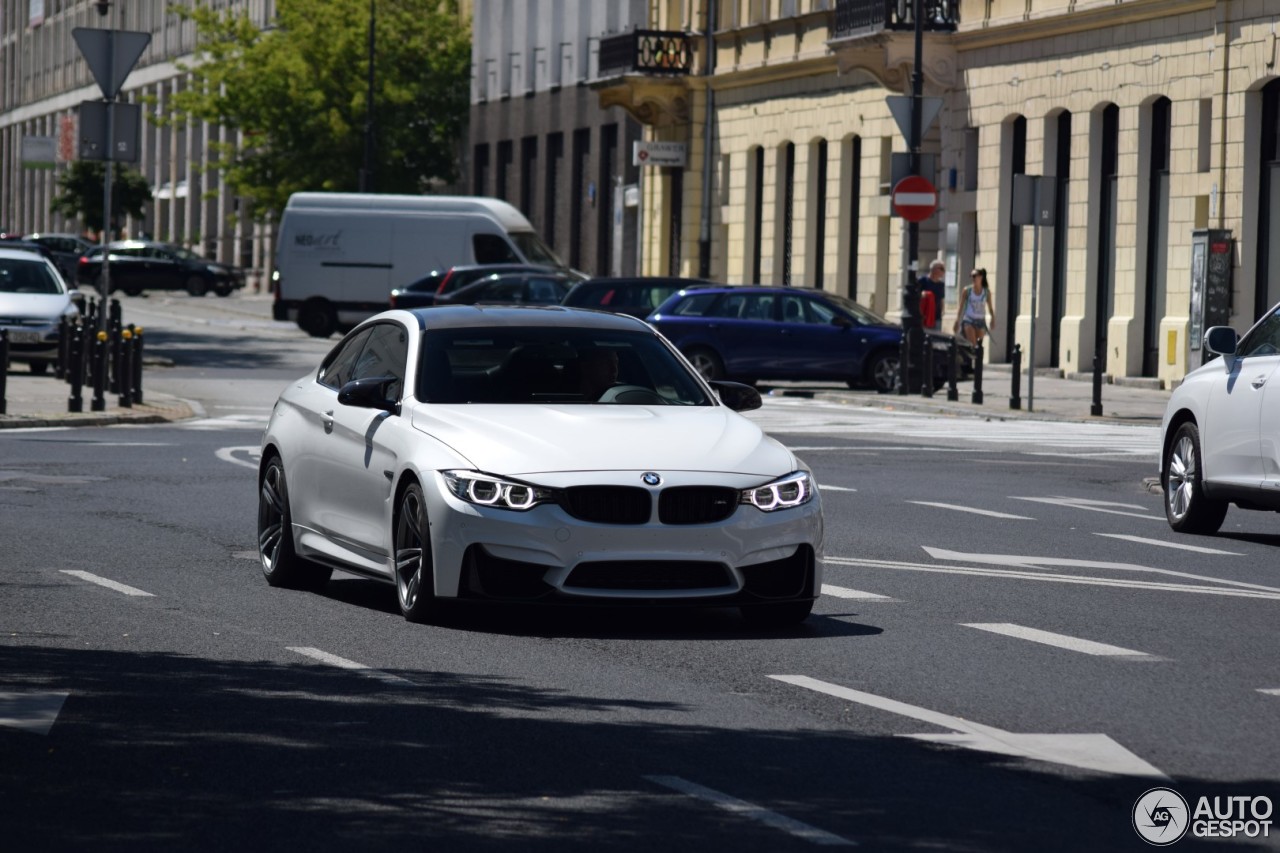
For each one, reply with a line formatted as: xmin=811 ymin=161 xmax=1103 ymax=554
xmin=359 ymin=0 xmax=376 ymax=192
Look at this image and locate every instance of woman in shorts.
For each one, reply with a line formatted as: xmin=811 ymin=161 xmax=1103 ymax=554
xmin=953 ymin=267 xmax=996 ymax=346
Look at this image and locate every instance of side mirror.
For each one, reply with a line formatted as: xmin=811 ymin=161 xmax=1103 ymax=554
xmin=338 ymin=375 xmax=401 ymax=414
xmin=832 ymin=314 xmax=853 ymax=328
xmin=1204 ymin=326 xmax=1238 ymax=369
xmin=710 ymin=380 xmax=762 ymax=413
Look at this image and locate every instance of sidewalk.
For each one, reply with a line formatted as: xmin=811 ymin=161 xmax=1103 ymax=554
xmin=2 ymin=358 xmax=1170 ymax=430
xmin=0 ymin=366 xmax=195 ymax=429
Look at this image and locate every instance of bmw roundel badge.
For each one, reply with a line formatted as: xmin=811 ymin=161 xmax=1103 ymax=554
xmin=642 ymin=472 xmax=662 ymax=487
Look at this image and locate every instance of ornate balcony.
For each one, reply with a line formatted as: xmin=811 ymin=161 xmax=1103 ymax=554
xmin=597 ymin=30 xmax=694 ymax=78
xmin=827 ymin=0 xmax=959 ymax=91
xmin=831 ymin=0 xmax=959 ymax=38
xmin=592 ymin=29 xmax=694 ymax=129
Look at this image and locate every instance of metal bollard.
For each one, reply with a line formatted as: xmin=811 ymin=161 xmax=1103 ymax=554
xmin=109 ymin=297 xmax=122 ymax=327
xmin=971 ymin=341 xmax=985 ymax=405
xmin=946 ymin=337 xmax=959 ymax=401
xmin=56 ymin=315 xmax=69 ymax=380
xmin=0 ymin=329 xmax=9 ymax=415
xmin=68 ymin=324 xmax=84 ymax=413
xmin=91 ymin=331 xmax=107 ymax=412
xmin=1009 ymin=343 xmax=1022 ymax=410
xmin=108 ymin=307 xmax=122 ymax=394
xmin=118 ymin=329 xmax=133 ymax=408
xmin=921 ymin=336 xmax=935 ymax=398
xmin=131 ymin=326 xmax=144 ymax=405
xmin=897 ymin=333 xmax=909 ymax=395
xmin=1091 ymin=354 xmax=1104 ymax=417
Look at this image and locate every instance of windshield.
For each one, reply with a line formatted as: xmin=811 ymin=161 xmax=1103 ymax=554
xmin=822 ymin=291 xmax=893 ymax=326
xmin=0 ymin=258 xmax=63 ymax=294
xmin=509 ymin=231 xmax=565 ymax=269
xmin=170 ymin=247 xmax=200 ymax=261
xmin=418 ymin=327 xmax=711 ymax=406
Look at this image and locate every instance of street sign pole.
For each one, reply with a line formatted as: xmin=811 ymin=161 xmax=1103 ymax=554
xmin=100 ymin=33 xmax=114 ymax=333
xmin=899 ymin=0 xmax=925 ymax=395
xmin=1028 ymin=188 xmax=1039 ymax=413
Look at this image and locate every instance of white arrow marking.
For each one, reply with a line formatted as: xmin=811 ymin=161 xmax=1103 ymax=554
xmin=1010 ymin=495 xmax=1159 ymax=520
xmin=921 ymin=547 xmax=1280 ymax=594
xmin=1257 ymin=689 xmax=1280 ymax=697
xmin=1093 ymin=533 xmax=1243 ymax=555
xmin=907 ymin=501 xmax=1034 ymax=520
xmin=0 ymin=691 xmax=69 ymax=736
xmin=962 ymin=623 xmax=1157 ymax=659
xmin=287 ymin=647 xmax=412 ymax=686
xmin=822 ymin=585 xmax=896 ymax=601
xmin=216 ymin=445 xmax=261 ymax=470
xmin=770 ymin=675 xmax=1167 ymax=778
xmin=645 ymin=776 xmax=855 ymax=846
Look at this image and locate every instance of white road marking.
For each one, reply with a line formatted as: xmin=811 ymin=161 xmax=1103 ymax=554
xmin=819 ymin=484 xmax=857 ymax=492
xmin=216 ymin=445 xmax=261 ymax=470
xmin=769 ymin=675 xmax=1167 ymax=778
xmin=920 ymin=547 xmax=1280 ymax=594
xmin=1093 ymin=533 xmax=1243 ymax=555
xmin=179 ymin=414 xmax=269 ymax=431
xmin=825 ymin=555 xmax=1280 ymax=600
xmin=962 ymin=623 xmax=1157 ymax=658
xmin=821 ymin=585 xmax=896 ymax=601
xmin=286 ymin=647 xmax=412 ymax=685
xmin=60 ymin=570 xmax=154 ymax=597
xmin=1257 ymin=689 xmax=1280 ymax=697
xmin=1010 ymin=495 xmax=1160 ymax=520
xmin=907 ymin=501 xmax=1034 ymax=520
xmin=644 ymin=775 xmax=855 ymax=846
xmin=0 ymin=691 xmax=69 ymax=736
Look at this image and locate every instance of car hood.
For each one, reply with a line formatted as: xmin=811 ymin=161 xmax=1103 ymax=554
xmin=0 ymin=292 xmax=73 ymax=320
xmin=409 ymin=404 xmax=794 ymax=477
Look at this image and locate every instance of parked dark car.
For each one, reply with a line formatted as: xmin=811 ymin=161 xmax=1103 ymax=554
xmin=23 ymin=232 xmax=95 ymax=280
xmin=561 ymin=276 xmax=714 ymax=319
xmin=390 ymin=264 xmax=582 ymax=309
xmin=77 ymin=240 xmax=245 ymax=297
xmin=430 ymin=271 xmax=578 ymax=306
xmin=648 ymin=285 xmax=970 ymax=393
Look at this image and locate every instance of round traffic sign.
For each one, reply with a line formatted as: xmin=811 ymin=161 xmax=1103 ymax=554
xmin=892 ymin=175 xmax=938 ymax=223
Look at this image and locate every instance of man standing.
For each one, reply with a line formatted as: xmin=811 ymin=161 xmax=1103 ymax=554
xmin=918 ymin=259 xmax=946 ymax=331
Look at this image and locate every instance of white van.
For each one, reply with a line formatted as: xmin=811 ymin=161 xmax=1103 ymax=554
xmin=273 ymin=192 xmax=565 ymax=337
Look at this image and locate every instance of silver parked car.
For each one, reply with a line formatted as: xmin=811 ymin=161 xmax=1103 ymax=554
xmin=0 ymin=247 xmax=81 ymax=375
xmin=1160 ymin=301 xmax=1280 ymax=532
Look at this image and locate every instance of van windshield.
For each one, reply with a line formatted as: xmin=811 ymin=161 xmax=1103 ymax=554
xmin=510 ymin=231 xmax=564 ymax=268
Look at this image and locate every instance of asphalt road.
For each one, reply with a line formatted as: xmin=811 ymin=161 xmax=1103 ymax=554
xmin=1 ymin=293 xmax=1277 ymax=851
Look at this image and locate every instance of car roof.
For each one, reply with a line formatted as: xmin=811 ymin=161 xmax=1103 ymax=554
xmin=575 ymin=276 xmax=714 ymax=287
xmin=404 ymin=304 xmax=649 ymax=332
xmin=0 ymin=246 xmax=55 ymax=261
xmin=671 ymin=284 xmax=827 ymax=295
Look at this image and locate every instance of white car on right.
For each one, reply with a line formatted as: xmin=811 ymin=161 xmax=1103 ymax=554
xmin=1161 ymin=301 xmax=1280 ymax=533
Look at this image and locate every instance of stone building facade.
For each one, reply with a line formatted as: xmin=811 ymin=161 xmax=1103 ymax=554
xmin=604 ymin=0 xmax=1280 ymax=385
xmin=0 ymin=0 xmax=280 ymax=284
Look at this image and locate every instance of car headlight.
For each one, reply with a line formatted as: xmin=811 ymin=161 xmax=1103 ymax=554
xmin=206 ymin=264 xmax=227 ymax=275
xmin=741 ymin=471 xmax=814 ymax=512
xmin=442 ymin=470 xmax=556 ymax=511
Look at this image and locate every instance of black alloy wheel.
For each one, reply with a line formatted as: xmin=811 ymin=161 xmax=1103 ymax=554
xmin=298 ymin=299 xmax=338 ymax=338
xmin=684 ymin=347 xmax=724 ymax=382
xmin=867 ymin=351 xmax=900 ymax=394
xmin=257 ymin=455 xmax=332 ymax=590
xmin=185 ymin=275 xmax=209 ymax=297
xmin=394 ymin=482 xmax=438 ymax=623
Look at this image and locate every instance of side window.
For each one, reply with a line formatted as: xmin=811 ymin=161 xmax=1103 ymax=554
xmin=473 ymin=233 xmax=520 ymax=264
xmin=804 ymin=297 xmax=839 ymax=325
xmin=527 ymin=277 xmax=563 ymax=303
xmin=350 ymin=323 xmax=409 ymax=402
xmin=478 ymin=281 xmax=524 ymax=302
xmin=781 ymin=295 xmax=807 ymax=323
xmin=1237 ymin=308 xmax=1280 ymax=358
xmin=741 ymin=294 xmax=775 ymax=320
xmin=317 ymin=329 xmax=373 ymax=389
xmin=708 ymin=293 xmax=747 ymax=318
xmin=670 ymin=292 xmax=721 ymax=316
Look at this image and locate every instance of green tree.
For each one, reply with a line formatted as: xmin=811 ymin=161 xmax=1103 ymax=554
xmin=50 ymin=161 xmax=153 ymax=234
xmin=160 ymin=0 xmax=471 ymax=223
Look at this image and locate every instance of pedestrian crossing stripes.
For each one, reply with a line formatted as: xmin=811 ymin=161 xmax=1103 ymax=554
xmin=745 ymin=398 xmax=1158 ymax=456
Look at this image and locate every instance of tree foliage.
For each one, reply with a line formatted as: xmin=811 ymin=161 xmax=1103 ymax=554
xmin=160 ymin=0 xmax=471 ymax=224
xmin=50 ymin=161 xmax=153 ymax=233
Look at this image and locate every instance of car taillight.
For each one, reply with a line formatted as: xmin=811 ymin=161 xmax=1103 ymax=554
xmin=389 ymin=293 xmax=397 ymax=309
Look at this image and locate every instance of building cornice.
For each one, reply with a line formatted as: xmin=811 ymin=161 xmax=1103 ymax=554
xmin=952 ymin=0 xmax=1216 ymax=52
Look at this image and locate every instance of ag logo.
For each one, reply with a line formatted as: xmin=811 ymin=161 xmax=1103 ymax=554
xmin=1134 ymin=787 xmax=1190 ymax=845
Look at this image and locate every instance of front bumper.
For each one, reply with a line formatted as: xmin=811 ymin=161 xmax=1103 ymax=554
xmin=1 ymin=322 xmax=59 ymax=362
xmin=424 ymin=472 xmax=824 ymax=604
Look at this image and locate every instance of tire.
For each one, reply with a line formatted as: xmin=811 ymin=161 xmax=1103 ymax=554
xmin=257 ymin=455 xmax=333 ymax=590
xmin=740 ymin=600 xmax=814 ymax=629
xmin=867 ymin=351 xmax=900 ymax=394
xmin=29 ymin=361 xmax=50 ymax=376
xmin=298 ymin=299 xmax=338 ymax=338
xmin=1164 ymin=421 xmax=1228 ymax=534
xmin=122 ymin=286 xmax=142 ymax=297
xmin=185 ymin=275 xmax=209 ymax=297
xmin=393 ymin=482 xmax=439 ymax=624
xmin=214 ymin=284 xmax=233 ymax=297
xmin=684 ymin=347 xmax=724 ymax=382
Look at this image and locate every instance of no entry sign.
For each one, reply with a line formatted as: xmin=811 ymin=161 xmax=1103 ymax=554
xmin=892 ymin=175 xmax=938 ymax=223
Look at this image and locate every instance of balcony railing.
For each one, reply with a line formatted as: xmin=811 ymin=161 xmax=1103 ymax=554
xmin=597 ymin=30 xmax=693 ymax=78
xmin=831 ymin=0 xmax=959 ymax=39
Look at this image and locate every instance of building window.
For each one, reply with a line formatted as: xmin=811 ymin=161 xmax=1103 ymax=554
xmin=845 ymin=135 xmax=862 ymax=300
xmin=780 ymin=142 xmax=795 ymax=285
xmin=520 ymin=135 xmax=537 ymax=218
xmin=570 ymin=128 xmax=590 ymax=270
xmin=1004 ymin=115 xmax=1026 ymax=358
xmin=1143 ymin=97 xmax=1171 ymax=377
xmin=496 ymin=140 xmax=513 ymax=202
xmin=749 ymin=146 xmax=765 ymax=283
xmin=598 ymin=123 xmax=617 ymax=276
xmin=812 ymin=139 xmax=827 ymax=289
xmin=1096 ymin=103 xmax=1120 ymax=363
xmin=544 ymin=132 xmax=563 ymax=250
xmin=473 ymin=143 xmax=490 ymax=196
